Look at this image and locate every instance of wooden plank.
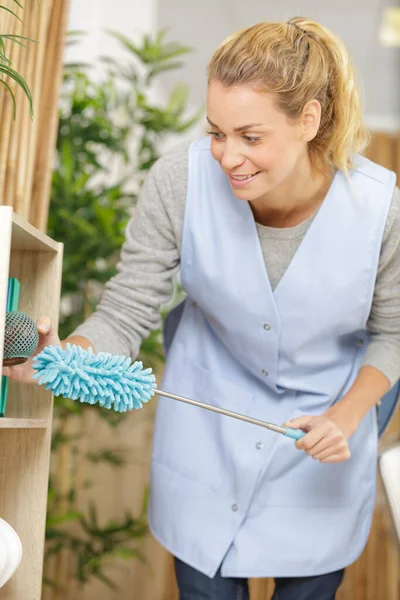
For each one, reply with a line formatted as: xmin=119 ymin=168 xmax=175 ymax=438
xmin=0 ymin=419 xmax=47 ymax=429
xmin=12 ymin=211 xmax=60 ymax=252
xmin=30 ymin=0 xmax=71 ymax=231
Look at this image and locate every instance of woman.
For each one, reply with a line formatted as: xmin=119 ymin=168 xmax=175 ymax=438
xmin=5 ymin=16 xmax=400 ymax=600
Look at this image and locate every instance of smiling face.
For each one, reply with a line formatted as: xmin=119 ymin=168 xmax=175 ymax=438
xmin=206 ymin=80 xmax=320 ymax=208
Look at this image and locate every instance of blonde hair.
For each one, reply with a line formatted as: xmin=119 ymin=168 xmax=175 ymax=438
xmin=207 ymin=17 xmax=370 ymax=174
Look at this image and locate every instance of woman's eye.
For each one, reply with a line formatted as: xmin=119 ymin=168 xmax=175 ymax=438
xmin=243 ymin=135 xmax=261 ymax=144
xmin=207 ymin=130 xmax=224 ymax=140
xmin=207 ymin=131 xmax=261 ymax=144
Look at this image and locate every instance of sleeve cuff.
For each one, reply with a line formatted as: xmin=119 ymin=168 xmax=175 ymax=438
xmin=69 ymin=315 xmax=135 ymax=358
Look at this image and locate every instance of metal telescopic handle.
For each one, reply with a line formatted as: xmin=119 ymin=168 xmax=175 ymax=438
xmin=155 ymin=389 xmax=305 ymax=440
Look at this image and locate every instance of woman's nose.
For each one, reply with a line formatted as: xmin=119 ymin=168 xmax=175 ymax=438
xmin=218 ymin=140 xmax=245 ymax=171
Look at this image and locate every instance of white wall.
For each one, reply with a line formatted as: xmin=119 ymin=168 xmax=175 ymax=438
xmin=66 ymin=0 xmax=157 ymax=74
xmin=65 ymin=0 xmax=400 ymax=132
xmin=156 ymin=0 xmax=400 ymax=132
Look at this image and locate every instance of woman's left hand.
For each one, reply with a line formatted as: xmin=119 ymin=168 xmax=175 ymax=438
xmin=282 ymin=414 xmax=352 ymax=463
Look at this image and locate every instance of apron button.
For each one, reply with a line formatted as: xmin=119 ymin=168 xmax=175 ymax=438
xmin=255 ymin=441 xmax=263 ymax=450
xmin=263 ymin=323 xmax=271 ymax=331
xmin=261 ymin=369 xmax=268 ymax=376
xmin=231 ymin=504 xmax=239 ymax=512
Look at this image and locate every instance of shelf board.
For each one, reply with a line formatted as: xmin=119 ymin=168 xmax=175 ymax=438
xmin=0 ymin=418 xmax=47 ymax=429
xmin=12 ymin=211 xmax=60 ymax=252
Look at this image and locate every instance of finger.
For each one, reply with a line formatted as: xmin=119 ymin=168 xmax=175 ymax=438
xmin=298 ymin=427 xmax=327 ymax=451
xmin=283 ymin=416 xmax=313 ymax=429
xmin=312 ymin=441 xmax=349 ymax=461
xmin=307 ymin=437 xmax=335 ymax=458
xmin=320 ymin=448 xmax=351 ymax=463
xmin=36 ymin=316 xmax=51 ymax=335
xmin=1 ymin=363 xmax=27 ymax=382
xmin=35 ymin=317 xmax=61 ymax=350
xmin=308 ymin=431 xmax=344 ymax=458
xmin=296 ymin=423 xmax=332 ymax=451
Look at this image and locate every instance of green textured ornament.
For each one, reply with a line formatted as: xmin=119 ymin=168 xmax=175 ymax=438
xmin=3 ymin=311 xmax=39 ymax=366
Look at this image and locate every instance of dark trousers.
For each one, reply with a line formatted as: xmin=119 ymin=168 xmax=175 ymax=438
xmin=174 ymin=558 xmax=345 ymax=600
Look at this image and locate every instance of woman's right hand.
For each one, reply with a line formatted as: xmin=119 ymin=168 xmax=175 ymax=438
xmin=2 ymin=316 xmax=61 ymax=385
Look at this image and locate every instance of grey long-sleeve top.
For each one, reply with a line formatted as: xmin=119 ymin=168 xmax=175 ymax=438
xmin=71 ymin=142 xmax=400 ymax=387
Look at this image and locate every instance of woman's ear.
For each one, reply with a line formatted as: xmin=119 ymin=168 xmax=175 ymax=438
xmin=301 ymin=99 xmax=321 ymax=142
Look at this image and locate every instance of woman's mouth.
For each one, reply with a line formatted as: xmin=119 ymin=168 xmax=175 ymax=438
xmin=228 ymin=171 xmax=261 ymax=188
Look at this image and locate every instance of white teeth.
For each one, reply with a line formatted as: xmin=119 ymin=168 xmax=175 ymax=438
xmin=231 ymin=173 xmax=258 ymax=181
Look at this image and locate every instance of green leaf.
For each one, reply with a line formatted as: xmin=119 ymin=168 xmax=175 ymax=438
xmin=45 ymin=529 xmax=73 ymax=541
xmin=66 ymin=29 xmax=87 ymax=37
xmin=88 ymin=502 xmax=98 ymax=530
xmin=0 ymin=5 xmax=22 ymax=21
xmin=46 ymin=511 xmax=83 ymax=528
xmin=0 ymin=51 xmax=12 ymax=64
xmin=167 ymin=83 xmax=190 ymax=111
xmin=0 ymin=63 xmax=33 ymax=117
xmin=93 ymin=570 xmax=119 ymax=590
xmin=106 ymin=28 xmax=191 ymax=66
xmin=86 ymin=448 xmax=127 ymax=467
xmin=0 ymin=79 xmax=16 ymax=118
xmin=42 ymin=575 xmax=64 ymax=591
xmin=105 ymin=30 xmax=140 ymax=56
xmin=154 ymin=27 xmax=168 ymax=45
xmin=146 ymin=60 xmax=186 ymax=83
xmin=63 ymin=61 xmax=90 ymax=72
xmin=0 ymin=34 xmax=37 ymax=50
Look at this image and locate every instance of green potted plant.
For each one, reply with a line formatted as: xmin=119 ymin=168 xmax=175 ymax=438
xmin=43 ymin=29 xmax=201 ymax=593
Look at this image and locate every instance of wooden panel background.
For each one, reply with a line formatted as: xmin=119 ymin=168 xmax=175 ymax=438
xmin=0 ymin=0 xmax=70 ymax=229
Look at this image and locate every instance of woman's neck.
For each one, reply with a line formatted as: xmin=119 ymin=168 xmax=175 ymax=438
xmin=250 ymin=163 xmax=334 ymax=228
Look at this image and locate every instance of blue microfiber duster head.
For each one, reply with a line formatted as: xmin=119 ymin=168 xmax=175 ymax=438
xmin=31 ymin=344 xmax=305 ymax=440
xmin=32 ymin=344 xmax=156 ymax=412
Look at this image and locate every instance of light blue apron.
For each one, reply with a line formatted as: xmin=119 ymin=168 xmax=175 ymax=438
xmin=148 ymin=137 xmax=396 ymax=578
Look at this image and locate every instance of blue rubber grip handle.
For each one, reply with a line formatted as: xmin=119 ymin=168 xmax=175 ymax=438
xmin=284 ymin=427 xmax=306 ymax=440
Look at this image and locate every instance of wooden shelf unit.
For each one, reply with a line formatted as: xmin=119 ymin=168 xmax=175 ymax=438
xmin=0 ymin=206 xmax=63 ymax=599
